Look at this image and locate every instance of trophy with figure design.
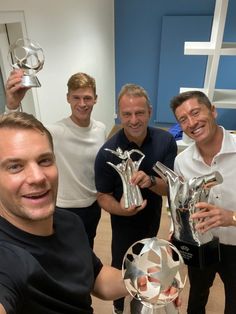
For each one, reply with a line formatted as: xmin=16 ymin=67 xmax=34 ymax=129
xmin=105 ymin=147 xmax=145 ymax=208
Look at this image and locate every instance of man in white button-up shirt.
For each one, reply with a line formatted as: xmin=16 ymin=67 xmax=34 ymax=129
xmin=170 ymin=90 xmax=236 ymax=314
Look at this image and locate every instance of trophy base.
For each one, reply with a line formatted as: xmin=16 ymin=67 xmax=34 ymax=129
xmin=22 ymin=75 xmax=41 ymax=87
xmin=171 ymin=236 xmax=220 ymax=268
xmin=124 ymin=296 xmax=179 ymax=314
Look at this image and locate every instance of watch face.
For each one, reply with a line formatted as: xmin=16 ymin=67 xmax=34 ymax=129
xmin=150 ymin=175 xmax=156 ymax=186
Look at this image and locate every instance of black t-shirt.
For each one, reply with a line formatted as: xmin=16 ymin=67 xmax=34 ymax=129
xmin=0 ymin=209 xmax=103 ymax=314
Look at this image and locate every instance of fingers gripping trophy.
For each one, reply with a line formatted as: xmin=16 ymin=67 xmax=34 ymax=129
xmin=122 ymin=238 xmax=186 ymax=314
xmin=8 ymin=38 xmax=44 ymax=87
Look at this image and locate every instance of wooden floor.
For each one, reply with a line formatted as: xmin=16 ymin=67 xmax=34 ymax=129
xmin=92 ymin=205 xmax=224 ymax=314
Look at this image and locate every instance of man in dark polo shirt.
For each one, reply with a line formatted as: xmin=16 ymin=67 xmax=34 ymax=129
xmin=95 ymin=83 xmax=177 ymax=313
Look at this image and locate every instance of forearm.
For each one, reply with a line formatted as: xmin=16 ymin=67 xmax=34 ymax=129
xmin=97 ymin=192 xmax=124 ymax=215
xmin=93 ymin=266 xmax=128 ymax=300
xmin=5 ymin=69 xmax=28 ymax=109
xmin=149 ymin=177 xmax=168 ymax=196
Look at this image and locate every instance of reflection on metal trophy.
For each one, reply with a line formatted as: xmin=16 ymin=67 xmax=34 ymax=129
xmin=122 ymin=237 xmax=186 ymax=314
xmin=8 ymin=38 xmax=44 ymax=87
xmin=105 ymin=147 xmax=145 ymax=208
xmin=153 ymin=161 xmax=223 ymax=268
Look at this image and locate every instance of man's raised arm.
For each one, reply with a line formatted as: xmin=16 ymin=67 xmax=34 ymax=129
xmin=5 ymin=69 xmax=29 ymax=110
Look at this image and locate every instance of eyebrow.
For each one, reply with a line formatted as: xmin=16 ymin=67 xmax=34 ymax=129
xmin=0 ymin=152 xmax=55 ymax=167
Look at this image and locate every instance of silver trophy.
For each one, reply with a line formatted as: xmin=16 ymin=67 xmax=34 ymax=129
xmin=8 ymin=38 xmax=44 ymax=87
xmin=153 ymin=161 xmax=223 ymax=268
xmin=122 ymin=237 xmax=186 ymax=314
xmin=105 ymin=147 xmax=145 ymax=208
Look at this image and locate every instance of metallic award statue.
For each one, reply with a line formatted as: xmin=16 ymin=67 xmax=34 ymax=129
xmin=105 ymin=147 xmax=145 ymax=208
xmin=153 ymin=161 xmax=223 ymax=268
xmin=8 ymin=38 xmax=44 ymax=87
xmin=122 ymin=237 xmax=186 ymax=314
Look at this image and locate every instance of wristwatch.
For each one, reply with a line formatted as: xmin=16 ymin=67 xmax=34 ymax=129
xmin=149 ymin=175 xmax=156 ymax=188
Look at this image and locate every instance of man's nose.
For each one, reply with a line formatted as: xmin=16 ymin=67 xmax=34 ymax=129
xmin=130 ymin=113 xmax=138 ymax=124
xmin=77 ymin=98 xmax=87 ymax=106
xmin=187 ymin=115 xmax=197 ymax=127
xmin=25 ymin=165 xmax=46 ymax=184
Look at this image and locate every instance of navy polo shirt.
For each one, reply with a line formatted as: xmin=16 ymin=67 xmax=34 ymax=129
xmin=95 ymin=127 xmax=177 ymax=226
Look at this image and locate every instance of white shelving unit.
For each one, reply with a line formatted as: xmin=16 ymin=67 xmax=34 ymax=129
xmin=180 ymin=0 xmax=236 ymax=109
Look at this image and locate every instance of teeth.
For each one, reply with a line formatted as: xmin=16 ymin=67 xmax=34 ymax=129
xmin=192 ymin=127 xmax=202 ymax=134
xmin=25 ymin=191 xmax=47 ymax=198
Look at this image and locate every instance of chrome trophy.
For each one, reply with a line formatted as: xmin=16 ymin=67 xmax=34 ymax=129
xmin=105 ymin=147 xmax=145 ymax=208
xmin=8 ymin=38 xmax=44 ymax=87
xmin=153 ymin=161 xmax=222 ymax=268
xmin=122 ymin=237 xmax=186 ymax=314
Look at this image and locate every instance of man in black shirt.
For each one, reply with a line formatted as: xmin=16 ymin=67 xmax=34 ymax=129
xmin=0 ymin=112 xmax=127 ymax=314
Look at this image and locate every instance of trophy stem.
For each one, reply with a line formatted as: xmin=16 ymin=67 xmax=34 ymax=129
xmin=22 ymin=75 xmax=41 ymax=87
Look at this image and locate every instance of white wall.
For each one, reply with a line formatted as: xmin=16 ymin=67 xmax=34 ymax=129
xmin=0 ymin=0 xmax=115 ymax=133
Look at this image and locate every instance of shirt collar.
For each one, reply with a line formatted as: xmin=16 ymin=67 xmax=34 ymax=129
xmin=118 ymin=127 xmax=152 ymax=150
xmin=192 ymin=126 xmax=236 ymax=161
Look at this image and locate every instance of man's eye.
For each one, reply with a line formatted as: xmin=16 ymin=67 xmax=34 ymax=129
xmin=84 ymin=96 xmax=93 ymax=101
xmin=122 ymin=113 xmax=130 ymax=117
xmin=7 ymin=164 xmax=22 ymax=173
xmin=40 ymin=158 xmax=54 ymax=166
xmin=179 ymin=117 xmax=186 ymax=124
xmin=136 ymin=111 xmax=144 ymax=116
xmin=192 ymin=110 xmax=199 ymax=116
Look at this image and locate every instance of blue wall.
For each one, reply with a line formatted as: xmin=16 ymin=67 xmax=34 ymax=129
xmin=115 ymin=0 xmax=236 ymax=129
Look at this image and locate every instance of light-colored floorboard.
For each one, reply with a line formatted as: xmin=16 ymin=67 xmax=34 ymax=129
xmin=93 ymin=205 xmax=224 ymax=313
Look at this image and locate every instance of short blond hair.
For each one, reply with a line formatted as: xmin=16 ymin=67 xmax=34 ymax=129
xmin=67 ymin=72 xmax=96 ymax=95
xmin=0 ymin=112 xmax=54 ymax=150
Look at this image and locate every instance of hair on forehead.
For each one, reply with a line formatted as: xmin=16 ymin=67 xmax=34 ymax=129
xmin=170 ymin=90 xmax=212 ymax=114
xmin=118 ymin=83 xmax=152 ymax=108
xmin=67 ymin=72 xmax=96 ymax=95
xmin=0 ymin=112 xmax=54 ymax=150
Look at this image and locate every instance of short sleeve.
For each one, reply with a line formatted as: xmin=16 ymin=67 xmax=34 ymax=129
xmin=92 ymin=251 xmax=103 ymax=279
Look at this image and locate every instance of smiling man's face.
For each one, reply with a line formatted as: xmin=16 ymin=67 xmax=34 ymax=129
xmin=0 ymin=128 xmax=58 ymax=234
xmin=119 ymin=94 xmax=152 ymax=146
xmin=67 ymin=87 xmax=97 ymax=127
xmin=175 ymin=97 xmax=218 ymax=146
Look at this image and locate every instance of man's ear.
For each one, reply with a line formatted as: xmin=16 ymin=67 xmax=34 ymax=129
xmin=148 ymin=105 xmax=152 ymax=118
xmin=211 ymin=104 xmax=217 ymax=119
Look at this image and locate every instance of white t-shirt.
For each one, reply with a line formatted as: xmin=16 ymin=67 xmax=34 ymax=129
xmin=48 ymin=117 xmax=106 ymax=208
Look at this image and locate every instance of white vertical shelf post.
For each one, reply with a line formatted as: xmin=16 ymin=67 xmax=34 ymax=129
xmin=180 ymin=0 xmax=236 ymax=109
